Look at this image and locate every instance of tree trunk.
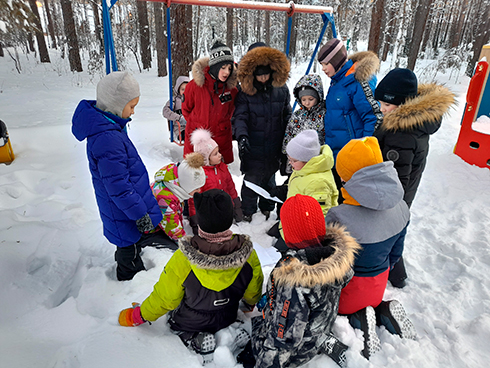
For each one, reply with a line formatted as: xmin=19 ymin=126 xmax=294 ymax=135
xmin=91 ymin=0 xmax=104 ymax=53
xmin=137 ymin=1 xmax=151 ymax=70
xmin=368 ymin=0 xmax=385 ymax=55
xmin=28 ymin=0 xmax=50 ymax=62
xmin=60 ymin=0 xmax=82 ymax=71
xmin=43 ymin=0 xmax=57 ymax=49
xmin=381 ymin=7 xmax=396 ymax=62
xmin=407 ymin=0 xmax=433 ymax=70
xmin=264 ymin=10 xmax=271 ymax=46
xmin=28 ymin=34 xmax=35 ymax=53
xmin=171 ymin=4 xmax=192 ymax=86
xmin=0 ymin=42 xmax=4 ymax=57
xmin=192 ymin=6 xmax=201 ymax=60
xmin=226 ymin=8 xmax=233 ymax=52
xmin=466 ymin=0 xmax=490 ymax=76
xmin=153 ymin=2 xmax=167 ymax=77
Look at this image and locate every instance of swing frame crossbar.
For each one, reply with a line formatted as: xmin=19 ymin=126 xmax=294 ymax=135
xmin=144 ymin=0 xmax=333 ymax=16
xmin=102 ymin=1 xmax=337 ymax=143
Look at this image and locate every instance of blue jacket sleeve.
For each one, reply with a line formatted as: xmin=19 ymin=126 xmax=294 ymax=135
xmin=352 ymin=79 xmax=379 ymax=137
xmin=92 ymin=132 xmax=148 ymax=221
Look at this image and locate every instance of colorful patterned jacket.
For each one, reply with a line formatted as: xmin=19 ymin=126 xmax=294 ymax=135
xmin=282 ymin=73 xmax=326 ymax=154
xmin=151 ymin=163 xmax=186 ymax=240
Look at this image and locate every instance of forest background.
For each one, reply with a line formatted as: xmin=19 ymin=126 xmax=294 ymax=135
xmin=0 ymin=0 xmax=489 ymax=85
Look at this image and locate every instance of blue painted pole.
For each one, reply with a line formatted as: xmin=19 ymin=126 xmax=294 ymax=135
xmin=286 ymin=16 xmax=292 ymax=57
xmin=166 ymin=6 xmax=174 ymax=142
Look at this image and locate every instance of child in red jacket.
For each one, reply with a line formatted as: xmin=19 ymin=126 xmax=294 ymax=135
xmin=188 ymin=129 xmax=243 ymax=233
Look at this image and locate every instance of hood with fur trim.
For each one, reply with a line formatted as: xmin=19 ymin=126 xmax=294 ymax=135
xmin=272 ymin=224 xmax=360 ymax=288
xmin=238 ymin=46 xmax=290 ymax=96
xmin=347 ymin=51 xmax=380 ymax=83
xmin=190 ymin=56 xmax=238 ymax=89
xmin=379 ymin=83 xmax=456 ymax=132
xmin=179 ymin=234 xmax=253 ymax=270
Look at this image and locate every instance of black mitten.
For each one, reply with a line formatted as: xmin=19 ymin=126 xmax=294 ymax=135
xmin=136 ymin=213 xmax=154 ymax=233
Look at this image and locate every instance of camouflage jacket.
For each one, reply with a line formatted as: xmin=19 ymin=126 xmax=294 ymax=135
xmin=251 ymin=225 xmax=359 ymax=368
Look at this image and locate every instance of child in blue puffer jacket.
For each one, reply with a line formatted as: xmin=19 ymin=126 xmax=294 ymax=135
xmin=72 ymin=71 xmax=163 ymax=281
xmin=318 ymin=39 xmax=383 ymax=202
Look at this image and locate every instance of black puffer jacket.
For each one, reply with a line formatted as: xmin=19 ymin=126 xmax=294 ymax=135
xmin=233 ymin=46 xmax=292 ymax=173
xmin=374 ymin=83 xmax=455 ymax=206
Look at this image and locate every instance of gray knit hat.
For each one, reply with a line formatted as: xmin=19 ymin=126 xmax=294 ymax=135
xmin=286 ymin=129 xmax=321 ymax=162
xmin=208 ymin=41 xmax=234 ymax=79
xmin=96 ymin=71 xmax=140 ymax=118
xmin=298 ymin=86 xmax=320 ymax=101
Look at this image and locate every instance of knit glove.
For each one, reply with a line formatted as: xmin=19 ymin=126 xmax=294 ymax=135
xmin=189 ymin=215 xmax=199 ymax=236
xmin=119 ymin=303 xmax=146 ymax=327
xmin=233 ymin=197 xmax=244 ymax=223
xmin=238 ymin=136 xmax=251 ymax=158
xmin=178 ymin=115 xmax=187 ymax=128
xmin=269 ymin=184 xmax=288 ymax=202
xmin=136 ymin=213 xmax=154 ymax=233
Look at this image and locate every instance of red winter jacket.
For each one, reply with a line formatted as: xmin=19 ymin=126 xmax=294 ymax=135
xmin=182 ymin=57 xmax=238 ymax=164
xmin=188 ymin=162 xmax=238 ymax=217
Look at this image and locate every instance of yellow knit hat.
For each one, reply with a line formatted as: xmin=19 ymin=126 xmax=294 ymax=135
xmin=336 ymin=137 xmax=383 ymax=181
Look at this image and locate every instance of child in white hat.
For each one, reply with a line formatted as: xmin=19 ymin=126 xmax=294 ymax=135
xmin=72 ymin=71 xmax=162 ymax=281
xmin=151 ymin=152 xmax=206 ymax=244
xmin=187 ymin=129 xmax=243 ymax=234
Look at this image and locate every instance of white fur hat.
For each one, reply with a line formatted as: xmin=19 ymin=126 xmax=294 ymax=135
xmin=96 ymin=71 xmax=140 ymax=118
xmin=190 ymin=129 xmax=219 ymax=166
xmin=178 ymin=152 xmax=206 ymax=194
xmin=286 ymin=129 xmax=321 ymax=162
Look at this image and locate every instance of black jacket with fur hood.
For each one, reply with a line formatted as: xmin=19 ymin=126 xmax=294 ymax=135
xmin=374 ymin=83 xmax=456 ymax=206
xmin=233 ymin=46 xmax=292 ymax=173
xmin=251 ymin=225 xmax=360 ymax=368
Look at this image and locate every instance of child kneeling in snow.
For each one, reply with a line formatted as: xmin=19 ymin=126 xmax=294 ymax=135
xmin=325 ymin=137 xmax=417 ymax=360
xmin=238 ymin=194 xmax=359 ymax=368
xmin=119 ymin=189 xmax=264 ymax=364
xmin=188 ymin=129 xmax=243 ymax=234
xmin=150 ymin=152 xmax=205 ymax=248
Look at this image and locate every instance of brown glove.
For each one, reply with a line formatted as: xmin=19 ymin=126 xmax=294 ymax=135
xmin=233 ymin=197 xmax=244 ymax=223
xmin=189 ymin=215 xmax=199 ymax=235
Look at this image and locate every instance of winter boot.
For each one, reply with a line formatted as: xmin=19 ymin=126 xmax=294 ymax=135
xmin=243 ymin=214 xmax=253 ymax=223
xmin=321 ymin=334 xmax=349 ymax=367
xmin=348 ymin=306 xmax=381 ymax=359
xmin=236 ymin=341 xmax=256 ymax=368
xmin=230 ymin=327 xmax=250 ymax=354
xmin=183 ymin=332 xmax=216 ymax=365
xmin=260 ymin=210 xmax=271 ymax=220
xmin=375 ymin=300 xmax=417 ymax=340
xmin=389 ymin=257 xmax=408 ymax=288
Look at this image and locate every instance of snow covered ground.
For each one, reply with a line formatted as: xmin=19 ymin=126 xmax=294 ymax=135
xmin=1 ymin=50 xmax=490 ymax=368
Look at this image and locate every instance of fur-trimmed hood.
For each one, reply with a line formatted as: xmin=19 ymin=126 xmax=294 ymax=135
xmin=346 ymin=51 xmax=380 ymax=83
xmin=272 ymin=224 xmax=360 ymax=288
xmin=179 ymin=234 xmax=253 ymax=270
xmin=380 ymin=83 xmax=456 ymax=132
xmin=191 ymin=56 xmax=238 ymax=89
xmin=237 ymin=46 xmax=290 ymax=95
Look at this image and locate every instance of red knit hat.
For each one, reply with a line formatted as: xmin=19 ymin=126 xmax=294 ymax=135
xmin=281 ymin=194 xmax=326 ymax=249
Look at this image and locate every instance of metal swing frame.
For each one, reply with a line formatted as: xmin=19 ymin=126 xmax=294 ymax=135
xmin=101 ymin=0 xmax=338 ymax=143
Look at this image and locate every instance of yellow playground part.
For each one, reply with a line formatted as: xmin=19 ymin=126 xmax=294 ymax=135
xmin=0 ymin=120 xmax=15 ymax=164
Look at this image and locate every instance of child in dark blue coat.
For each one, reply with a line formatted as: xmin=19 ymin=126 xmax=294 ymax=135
xmin=72 ymin=71 xmax=163 ymax=281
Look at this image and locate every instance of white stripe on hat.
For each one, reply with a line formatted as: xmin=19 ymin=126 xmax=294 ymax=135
xmin=320 ymin=40 xmax=344 ymax=64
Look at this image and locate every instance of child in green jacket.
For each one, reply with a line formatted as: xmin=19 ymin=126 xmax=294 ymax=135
xmin=118 ymin=189 xmax=264 ymax=364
